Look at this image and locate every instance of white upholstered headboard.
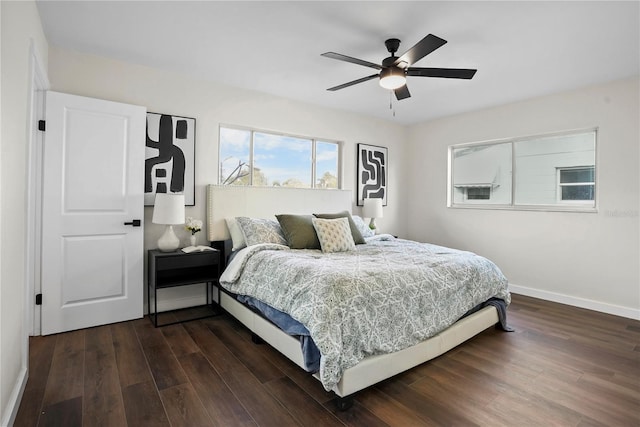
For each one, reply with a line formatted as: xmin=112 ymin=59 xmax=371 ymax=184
xmin=207 ymin=185 xmax=353 ymax=241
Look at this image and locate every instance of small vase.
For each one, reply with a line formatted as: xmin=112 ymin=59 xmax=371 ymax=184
xmin=189 ymin=235 xmax=197 ymax=246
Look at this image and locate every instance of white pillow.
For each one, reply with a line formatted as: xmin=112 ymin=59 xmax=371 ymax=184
xmin=225 ymin=217 xmax=246 ymax=251
xmin=311 ymin=217 xmax=356 ymax=253
xmin=351 ymin=214 xmax=375 ymax=239
xmin=235 ymin=217 xmax=287 ymax=247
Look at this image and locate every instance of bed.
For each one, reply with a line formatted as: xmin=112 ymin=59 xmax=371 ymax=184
xmin=206 ymin=185 xmax=510 ymax=408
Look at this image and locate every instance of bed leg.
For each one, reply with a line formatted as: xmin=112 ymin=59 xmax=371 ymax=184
xmin=251 ymin=333 xmax=264 ymax=344
xmin=335 ymin=396 xmax=353 ymax=411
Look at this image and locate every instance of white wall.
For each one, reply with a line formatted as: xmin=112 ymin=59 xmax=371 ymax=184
xmin=406 ymin=77 xmax=639 ymax=319
xmin=47 ymin=46 xmax=408 ymax=312
xmin=0 ymin=1 xmax=49 ymax=425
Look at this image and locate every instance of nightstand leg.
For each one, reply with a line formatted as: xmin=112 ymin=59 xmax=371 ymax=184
xmin=154 ymin=287 xmax=158 ymax=327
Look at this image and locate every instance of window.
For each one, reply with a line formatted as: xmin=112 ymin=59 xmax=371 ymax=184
xmin=219 ymin=126 xmax=340 ymax=188
xmin=451 ymin=142 xmax=512 ymax=205
xmin=558 ymin=167 xmax=595 ymax=202
xmin=449 ymin=129 xmax=596 ymax=210
xmin=466 ymin=187 xmax=491 ymax=200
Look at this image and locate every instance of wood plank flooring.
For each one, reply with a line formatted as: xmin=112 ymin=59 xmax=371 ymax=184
xmin=14 ymin=295 xmax=640 ymax=426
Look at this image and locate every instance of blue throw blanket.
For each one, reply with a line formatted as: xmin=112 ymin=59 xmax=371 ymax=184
xmin=237 ymin=295 xmax=321 ymax=372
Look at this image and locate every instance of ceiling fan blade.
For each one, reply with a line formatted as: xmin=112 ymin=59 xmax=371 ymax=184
xmin=394 ymin=34 xmax=447 ymax=67
xmin=321 ymin=52 xmax=382 ymax=70
xmin=407 ymin=67 xmax=477 ymax=79
xmin=327 ymin=74 xmax=379 ymax=91
xmin=394 ymin=85 xmax=411 ymax=100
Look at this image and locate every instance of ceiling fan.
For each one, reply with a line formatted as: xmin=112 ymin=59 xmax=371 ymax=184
xmin=321 ymin=34 xmax=477 ymax=100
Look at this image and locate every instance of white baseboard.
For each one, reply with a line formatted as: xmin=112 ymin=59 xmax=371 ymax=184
xmin=1 ymin=366 xmax=28 ymax=427
xmin=508 ymin=283 xmax=640 ymax=320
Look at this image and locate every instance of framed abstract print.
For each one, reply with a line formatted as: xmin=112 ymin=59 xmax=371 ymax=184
xmin=144 ymin=112 xmax=195 ymax=206
xmin=357 ymin=143 xmax=387 ymax=206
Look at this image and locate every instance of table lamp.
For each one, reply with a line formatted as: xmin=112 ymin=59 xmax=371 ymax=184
xmin=362 ymin=197 xmax=383 ymax=232
xmin=152 ymin=193 xmax=185 ymax=252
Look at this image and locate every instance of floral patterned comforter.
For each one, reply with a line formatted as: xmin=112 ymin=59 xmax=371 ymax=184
xmin=219 ymin=238 xmax=510 ymax=391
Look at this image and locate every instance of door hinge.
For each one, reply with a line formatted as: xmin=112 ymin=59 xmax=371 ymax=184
xmin=38 ymin=120 xmax=46 ymax=131
xmin=35 ymin=293 xmax=42 ymax=305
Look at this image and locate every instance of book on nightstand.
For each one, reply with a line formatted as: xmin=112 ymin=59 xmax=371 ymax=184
xmin=181 ymin=245 xmax=216 ymax=253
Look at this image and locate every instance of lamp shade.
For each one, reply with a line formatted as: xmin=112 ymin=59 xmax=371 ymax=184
xmin=152 ymin=193 xmax=185 ymax=225
xmin=362 ymin=198 xmax=383 ymax=219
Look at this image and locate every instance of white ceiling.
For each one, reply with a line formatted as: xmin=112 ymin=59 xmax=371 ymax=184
xmin=36 ymin=1 xmax=639 ymax=125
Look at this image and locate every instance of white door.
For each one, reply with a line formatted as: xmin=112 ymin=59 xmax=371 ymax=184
xmin=41 ymin=91 xmax=146 ymax=335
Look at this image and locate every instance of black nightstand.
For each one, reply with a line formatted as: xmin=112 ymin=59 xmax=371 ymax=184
xmin=148 ymin=249 xmax=221 ymax=327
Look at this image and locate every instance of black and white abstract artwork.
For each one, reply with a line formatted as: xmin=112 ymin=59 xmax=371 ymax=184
xmin=357 ymin=143 xmax=387 ymax=206
xmin=145 ymin=112 xmax=195 ymax=206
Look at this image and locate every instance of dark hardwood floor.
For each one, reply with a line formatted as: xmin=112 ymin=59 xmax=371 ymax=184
xmin=14 ymin=294 xmax=640 ymax=426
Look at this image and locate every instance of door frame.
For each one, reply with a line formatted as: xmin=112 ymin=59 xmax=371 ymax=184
xmin=26 ymin=39 xmax=49 ymax=337
xmin=5 ymin=38 xmax=49 ymax=427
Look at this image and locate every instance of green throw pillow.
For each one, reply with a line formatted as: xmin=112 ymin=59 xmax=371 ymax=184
xmin=276 ymin=214 xmax=321 ymax=249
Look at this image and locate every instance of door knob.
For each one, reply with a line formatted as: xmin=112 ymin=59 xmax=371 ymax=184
xmin=124 ymin=219 xmax=141 ymax=227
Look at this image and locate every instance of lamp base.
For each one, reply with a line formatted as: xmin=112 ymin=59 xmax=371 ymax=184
xmin=158 ymin=225 xmax=180 ymax=252
xmin=368 ymin=218 xmax=377 ymax=234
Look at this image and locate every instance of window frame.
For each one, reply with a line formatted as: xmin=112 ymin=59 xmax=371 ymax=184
xmin=218 ymin=125 xmax=342 ymax=189
xmin=448 ymin=128 xmax=598 ymax=212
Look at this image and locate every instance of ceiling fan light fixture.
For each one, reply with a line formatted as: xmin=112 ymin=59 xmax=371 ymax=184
xmin=323 ymin=34 xmax=476 ymax=100
xmin=379 ymin=67 xmax=406 ymax=90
